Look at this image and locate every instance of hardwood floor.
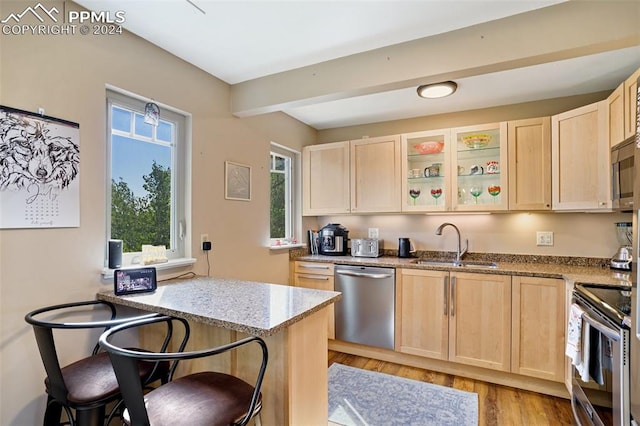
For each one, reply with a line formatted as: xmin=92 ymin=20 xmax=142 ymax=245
xmin=328 ymin=350 xmax=575 ymax=425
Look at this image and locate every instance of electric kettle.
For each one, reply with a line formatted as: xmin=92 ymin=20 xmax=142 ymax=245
xmin=398 ymin=238 xmax=415 ymax=258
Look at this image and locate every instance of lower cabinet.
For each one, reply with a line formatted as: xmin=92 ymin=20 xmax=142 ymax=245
xmin=398 ymin=269 xmax=566 ymax=380
xmin=293 ymin=261 xmax=335 ymax=339
xmin=397 ymin=269 xmax=512 ymax=372
xmin=511 ymin=276 xmax=566 ymax=382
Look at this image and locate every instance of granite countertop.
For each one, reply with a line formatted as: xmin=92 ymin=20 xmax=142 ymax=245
xmin=294 ymin=254 xmax=632 ymax=287
xmin=97 ymin=276 xmax=341 ymax=337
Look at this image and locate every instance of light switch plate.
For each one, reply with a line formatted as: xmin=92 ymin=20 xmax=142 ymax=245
xmin=368 ymin=228 xmax=379 ymax=238
xmin=536 ymin=231 xmax=554 ymax=246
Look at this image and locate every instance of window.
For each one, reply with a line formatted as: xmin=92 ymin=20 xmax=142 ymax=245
xmin=270 ymin=143 xmax=301 ymax=247
xmin=106 ymin=90 xmax=189 ymax=266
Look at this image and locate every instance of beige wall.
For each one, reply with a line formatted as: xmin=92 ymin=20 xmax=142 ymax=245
xmin=0 ymin=3 xmax=316 ymax=424
xmin=317 ymin=92 xmax=610 ymax=143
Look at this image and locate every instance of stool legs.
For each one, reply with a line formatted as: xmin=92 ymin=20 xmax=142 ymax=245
xmin=75 ymin=407 xmax=105 ymax=426
xmin=43 ymin=397 xmax=62 ymax=426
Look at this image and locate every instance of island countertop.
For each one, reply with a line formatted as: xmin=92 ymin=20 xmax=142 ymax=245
xmin=97 ymin=276 xmax=341 ymax=337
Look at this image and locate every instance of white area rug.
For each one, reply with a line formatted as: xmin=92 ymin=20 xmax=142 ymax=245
xmin=328 ymin=363 xmax=478 ymax=426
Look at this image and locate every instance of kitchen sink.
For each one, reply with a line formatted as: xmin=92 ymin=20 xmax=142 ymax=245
xmin=412 ymin=259 xmax=498 ymax=269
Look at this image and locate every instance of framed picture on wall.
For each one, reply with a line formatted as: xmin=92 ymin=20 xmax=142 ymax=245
xmin=225 ymin=161 xmax=251 ymax=201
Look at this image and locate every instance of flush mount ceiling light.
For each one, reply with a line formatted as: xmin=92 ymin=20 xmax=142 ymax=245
xmin=417 ymin=81 xmax=458 ymax=99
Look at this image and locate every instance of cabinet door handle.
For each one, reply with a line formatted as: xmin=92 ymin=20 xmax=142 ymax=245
xmin=443 ymin=275 xmax=449 ymax=315
xmin=297 ymin=274 xmax=330 ymax=280
xmin=450 ymin=276 xmax=456 ymax=316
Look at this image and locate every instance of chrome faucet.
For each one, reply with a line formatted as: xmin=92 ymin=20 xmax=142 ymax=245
xmin=435 ymin=222 xmax=468 ymax=264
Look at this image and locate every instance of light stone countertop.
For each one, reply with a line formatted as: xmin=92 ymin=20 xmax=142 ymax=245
xmin=97 ymin=276 xmax=341 ymax=337
xmin=295 ymin=255 xmax=633 ymax=287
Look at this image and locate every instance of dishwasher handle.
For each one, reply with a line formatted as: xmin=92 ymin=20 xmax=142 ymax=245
xmin=335 ymin=270 xmax=394 ymax=279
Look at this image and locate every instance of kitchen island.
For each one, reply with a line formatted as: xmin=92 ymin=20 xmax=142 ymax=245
xmin=97 ymin=276 xmax=341 ymax=426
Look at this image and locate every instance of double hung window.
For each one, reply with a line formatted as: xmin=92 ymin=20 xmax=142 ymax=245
xmin=270 ymin=143 xmax=300 ymax=247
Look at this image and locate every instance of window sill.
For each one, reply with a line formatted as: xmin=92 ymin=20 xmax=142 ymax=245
xmin=269 ymin=243 xmax=305 ymax=251
xmin=101 ymin=257 xmax=196 ymax=280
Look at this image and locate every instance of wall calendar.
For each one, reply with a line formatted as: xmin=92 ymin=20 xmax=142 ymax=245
xmin=0 ymin=105 xmax=80 ymax=229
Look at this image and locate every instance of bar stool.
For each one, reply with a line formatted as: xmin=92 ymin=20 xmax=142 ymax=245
xmin=25 ymin=300 xmax=170 ymax=426
xmin=99 ymin=314 xmax=268 ymax=426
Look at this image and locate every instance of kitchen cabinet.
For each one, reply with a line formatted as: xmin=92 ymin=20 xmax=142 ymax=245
xmin=302 ymin=141 xmax=350 ymax=215
xmin=551 ymin=101 xmax=610 ymax=211
xmin=608 ymin=82 xmax=625 ymax=148
xmin=400 ymin=129 xmax=450 ymax=212
xmin=397 ymin=269 xmax=448 ymax=359
xmin=350 ymin=135 xmax=401 ymax=213
xmin=302 ymin=135 xmax=401 ymax=215
xmin=511 ymin=276 xmax=566 ymax=383
xmin=450 ymin=122 xmax=509 ymax=211
xmin=397 ymin=269 xmax=512 ymax=372
xmin=293 ymin=261 xmax=335 ymax=339
xmin=507 ymin=117 xmax=551 ymax=210
xmin=624 ymin=67 xmax=640 ymax=140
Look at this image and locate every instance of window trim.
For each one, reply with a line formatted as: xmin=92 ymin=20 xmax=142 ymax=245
xmin=105 ymin=87 xmax=192 ymax=270
xmin=269 ymin=142 xmax=302 ymax=249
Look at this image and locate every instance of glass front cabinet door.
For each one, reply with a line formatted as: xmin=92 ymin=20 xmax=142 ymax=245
xmin=401 ymin=129 xmax=450 ymax=212
xmin=451 ymin=122 xmax=508 ymax=211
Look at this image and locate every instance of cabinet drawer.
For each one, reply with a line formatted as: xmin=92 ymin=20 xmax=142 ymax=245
xmin=294 ymin=261 xmax=334 ymax=276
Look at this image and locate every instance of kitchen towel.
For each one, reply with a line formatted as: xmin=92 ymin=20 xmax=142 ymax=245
xmin=566 ymin=303 xmax=591 ymax=382
xmin=566 ymin=303 xmax=584 ymax=361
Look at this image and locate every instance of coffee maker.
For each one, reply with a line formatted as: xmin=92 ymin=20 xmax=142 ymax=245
xmin=318 ymin=223 xmax=349 ymax=256
xmin=610 ymin=221 xmax=632 ymax=270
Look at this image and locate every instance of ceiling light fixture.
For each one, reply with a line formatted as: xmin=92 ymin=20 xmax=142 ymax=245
xmin=417 ymin=81 xmax=458 ymax=99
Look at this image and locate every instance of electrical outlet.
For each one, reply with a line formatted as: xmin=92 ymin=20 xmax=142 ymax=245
xmin=536 ymin=231 xmax=554 ymax=246
xmin=200 ymin=234 xmax=209 ymax=245
xmin=368 ymin=228 xmax=379 ymax=238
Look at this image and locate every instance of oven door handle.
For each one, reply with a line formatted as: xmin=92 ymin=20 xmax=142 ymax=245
xmin=582 ymin=312 xmax=621 ymax=341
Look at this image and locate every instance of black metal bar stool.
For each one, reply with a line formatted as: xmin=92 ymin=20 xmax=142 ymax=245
xmin=99 ymin=314 xmax=268 ymax=426
xmin=25 ymin=300 xmax=171 ymax=426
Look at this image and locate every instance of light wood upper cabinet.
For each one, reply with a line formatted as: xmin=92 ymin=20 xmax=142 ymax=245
xmin=624 ymin=67 xmax=640 ymax=140
xmin=401 ymin=129 xmax=450 ymax=212
xmin=302 ymin=141 xmax=350 ymax=216
xmin=508 ymin=117 xmax=551 ymax=211
xmin=450 ymin=122 xmax=509 ymax=212
xmin=397 ymin=269 xmax=511 ymax=372
xmin=551 ymin=101 xmax=610 ymax=211
xmin=608 ymin=82 xmax=625 ymax=148
xmin=350 ymin=135 xmax=401 ymax=213
xmin=511 ymin=276 xmax=566 ymax=383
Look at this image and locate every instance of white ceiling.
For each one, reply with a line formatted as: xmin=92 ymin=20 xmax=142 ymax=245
xmin=75 ymin=0 xmax=640 ymax=129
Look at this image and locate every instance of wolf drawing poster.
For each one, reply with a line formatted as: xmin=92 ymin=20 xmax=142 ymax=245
xmin=0 ymin=106 xmax=80 ymax=228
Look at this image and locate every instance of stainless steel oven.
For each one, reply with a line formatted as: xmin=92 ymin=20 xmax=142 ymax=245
xmin=571 ymin=284 xmax=631 ymax=426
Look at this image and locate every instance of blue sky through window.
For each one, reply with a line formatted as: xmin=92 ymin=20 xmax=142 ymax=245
xmin=111 ymin=105 xmax=173 ymax=198
xmin=112 ymin=136 xmax=171 ymax=197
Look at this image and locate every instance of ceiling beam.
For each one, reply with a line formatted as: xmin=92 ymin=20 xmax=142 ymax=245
xmin=230 ymin=0 xmax=640 ymax=118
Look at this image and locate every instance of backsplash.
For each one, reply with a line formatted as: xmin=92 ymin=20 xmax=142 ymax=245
xmin=306 ymin=212 xmax=631 ymax=259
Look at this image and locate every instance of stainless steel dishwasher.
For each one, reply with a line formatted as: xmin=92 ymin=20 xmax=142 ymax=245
xmin=334 ymin=264 xmax=395 ymax=350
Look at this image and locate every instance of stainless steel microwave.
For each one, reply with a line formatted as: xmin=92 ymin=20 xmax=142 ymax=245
xmin=611 ymin=138 xmax=634 ymax=211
